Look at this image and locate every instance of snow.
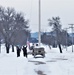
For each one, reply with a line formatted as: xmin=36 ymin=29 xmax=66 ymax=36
xmin=0 ymin=44 xmax=74 ymax=75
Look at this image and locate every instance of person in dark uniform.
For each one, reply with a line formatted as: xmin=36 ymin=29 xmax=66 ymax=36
xmin=16 ymin=46 xmax=21 ymax=57
xmin=22 ymin=46 xmax=27 ymax=58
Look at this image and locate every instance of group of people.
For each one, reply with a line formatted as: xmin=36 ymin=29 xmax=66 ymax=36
xmin=16 ymin=45 xmax=27 ymax=58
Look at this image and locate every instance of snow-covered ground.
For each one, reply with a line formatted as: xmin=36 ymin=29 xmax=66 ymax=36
xmin=0 ymin=44 xmax=74 ymax=75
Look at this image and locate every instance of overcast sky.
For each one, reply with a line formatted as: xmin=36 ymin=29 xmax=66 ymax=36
xmin=0 ymin=0 xmax=74 ymax=32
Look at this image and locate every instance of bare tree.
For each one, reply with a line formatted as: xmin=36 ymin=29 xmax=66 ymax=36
xmin=12 ymin=12 xmax=29 ymax=46
xmin=0 ymin=6 xmax=16 ymax=53
xmin=0 ymin=6 xmax=30 ymax=53
xmin=48 ymin=17 xmax=62 ymax=53
xmin=9 ymin=12 xmax=30 ymax=52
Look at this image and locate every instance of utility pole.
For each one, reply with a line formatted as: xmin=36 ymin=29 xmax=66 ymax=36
xmin=69 ymin=24 xmax=74 ymax=52
xmin=38 ymin=0 xmax=41 ymax=46
xmin=64 ymin=28 xmax=69 ymax=51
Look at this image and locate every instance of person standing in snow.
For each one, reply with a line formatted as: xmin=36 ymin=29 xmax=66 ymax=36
xmin=16 ymin=46 xmax=21 ymax=57
xmin=22 ymin=46 xmax=27 ymax=58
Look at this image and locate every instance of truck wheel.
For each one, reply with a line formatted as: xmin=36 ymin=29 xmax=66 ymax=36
xmin=42 ymin=54 xmax=45 ymax=58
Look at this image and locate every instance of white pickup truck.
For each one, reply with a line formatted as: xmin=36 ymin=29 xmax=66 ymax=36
xmin=32 ymin=44 xmax=45 ymax=58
